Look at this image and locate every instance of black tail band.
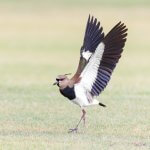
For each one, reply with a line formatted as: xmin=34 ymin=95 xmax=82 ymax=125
xmin=99 ymin=102 xmax=106 ymax=107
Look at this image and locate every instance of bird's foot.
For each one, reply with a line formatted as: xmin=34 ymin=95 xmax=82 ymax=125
xmin=68 ymin=128 xmax=78 ymax=133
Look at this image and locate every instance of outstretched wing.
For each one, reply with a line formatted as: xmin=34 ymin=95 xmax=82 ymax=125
xmin=71 ymin=15 xmax=104 ymax=83
xmin=79 ymin=22 xmax=128 ymax=96
xmin=81 ymin=15 xmax=104 ymax=56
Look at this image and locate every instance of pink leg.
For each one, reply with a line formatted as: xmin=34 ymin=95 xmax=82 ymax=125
xmin=68 ymin=109 xmax=86 ymax=133
xmin=82 ymin=109 xmax=86 ymax=126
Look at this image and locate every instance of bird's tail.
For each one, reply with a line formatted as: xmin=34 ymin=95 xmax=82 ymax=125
xmin=91 ymin=99 xmax=106 ymax=107
xmin=99 ymin=102 xmax=106 ymax=107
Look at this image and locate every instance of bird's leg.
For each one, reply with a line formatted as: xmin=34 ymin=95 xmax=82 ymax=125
xmin=76 ymin=109 xmax=86 ymax=127
xmin=82 ymin=109 xmax=86 ymax=126
xmin=68 ymin=109 xmax=86 ymax=133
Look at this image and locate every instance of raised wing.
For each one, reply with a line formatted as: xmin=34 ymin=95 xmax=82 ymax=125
xmin=79 ymin=22 xmax=128 ymax=96
xmin=81 ymin=15 xmax=104 ymax=56
xmin=71 ymin=15 xmax=104 ymax=83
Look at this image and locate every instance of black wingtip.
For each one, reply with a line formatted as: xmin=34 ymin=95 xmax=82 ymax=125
xmin=91 ymin=16 xmax=94 ymax=23
xmin=81 ymin=15 xmax=104 ymax=53
xmin=88 ymin=14 xmax=90 ymax=22
xmin=99 ymin=102 xmax=106 ymax=107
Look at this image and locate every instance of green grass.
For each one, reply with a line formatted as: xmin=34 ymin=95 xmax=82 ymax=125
xmin=0 ymin=2 xmax=150 ymax=150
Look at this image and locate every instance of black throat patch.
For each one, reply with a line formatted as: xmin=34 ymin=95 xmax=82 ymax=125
xmin=59 ymin=86 xmax=76 ymax=100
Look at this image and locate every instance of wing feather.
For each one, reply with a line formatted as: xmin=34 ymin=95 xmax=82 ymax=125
xmin=78 ymin=22 xmax=128 ymax=96
xmin=79 ymin=42 xmax=105 ymax=91
xmin=71 ymin=15 xmax=104 ymax=83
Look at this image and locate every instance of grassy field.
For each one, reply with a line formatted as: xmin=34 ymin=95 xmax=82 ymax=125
xmin=0 ymin=1 xmax=150 ymax=149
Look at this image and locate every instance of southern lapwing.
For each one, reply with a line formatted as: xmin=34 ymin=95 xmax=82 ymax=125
xmin=53 ymin=15 xmax=128 ymax=133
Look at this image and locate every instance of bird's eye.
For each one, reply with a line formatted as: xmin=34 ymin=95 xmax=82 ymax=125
xmin=56 ymin=78 xmax=64 ymax=81
xmin=59 ymin=78 xmax=64 ymax=81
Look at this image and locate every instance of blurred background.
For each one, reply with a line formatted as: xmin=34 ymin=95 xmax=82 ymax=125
xmin=0 ymin=0 xmax=150 ymax=149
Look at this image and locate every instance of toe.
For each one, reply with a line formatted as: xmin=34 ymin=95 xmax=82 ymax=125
xmin=68 ymin=128 xmax=78 ymax=133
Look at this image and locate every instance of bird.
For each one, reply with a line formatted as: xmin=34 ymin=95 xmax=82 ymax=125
xmin=53 ymin=15 xmax=128 ymax=133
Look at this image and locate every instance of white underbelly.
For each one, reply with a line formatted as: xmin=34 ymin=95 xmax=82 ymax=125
xmin=73 ymin=84 xmax=90 ymax=107
xmin=73 ymin=83 xmax=99 ymax=107
xmin=72 ymin=98 xmax=86 ymax=107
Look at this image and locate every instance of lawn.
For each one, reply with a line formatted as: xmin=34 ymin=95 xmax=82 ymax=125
xmin=0 ymin=1 xmax=150 ymax=149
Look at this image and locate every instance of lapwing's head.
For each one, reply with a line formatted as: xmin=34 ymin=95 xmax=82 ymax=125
xmin=53 ymin=73 xmax=71 ymax=87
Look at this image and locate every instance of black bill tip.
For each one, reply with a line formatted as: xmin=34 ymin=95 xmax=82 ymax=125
xmin=53 ymin=81 xmax=58 ymax=85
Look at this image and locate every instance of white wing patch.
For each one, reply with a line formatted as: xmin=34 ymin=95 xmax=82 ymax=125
xmin=82 ymin=51 xmax=92 ymax=61
xmin=80 ymin=42 xmax=105 ymax=91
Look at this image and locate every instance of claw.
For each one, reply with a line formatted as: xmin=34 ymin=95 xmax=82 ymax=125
xmin=68 ymin=128 xmax=78 ymax=133
xmin=68 ymin=109 xmax=86 ymax=133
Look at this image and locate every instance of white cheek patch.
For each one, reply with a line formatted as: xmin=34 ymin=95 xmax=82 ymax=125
xmin=82 ymin=51 xmax=92 ymax=60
